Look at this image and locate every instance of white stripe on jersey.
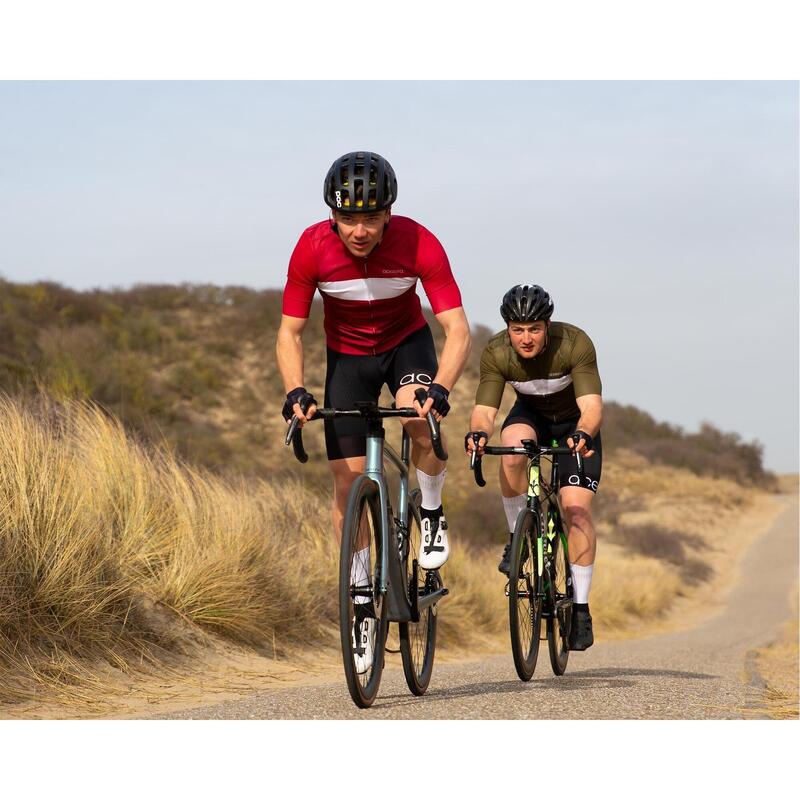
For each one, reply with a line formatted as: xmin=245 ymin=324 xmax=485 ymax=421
xmin=318 ymin=276 xmax=417 ymax=302
xmin=511 ymin=375 xmax=573 ymax=396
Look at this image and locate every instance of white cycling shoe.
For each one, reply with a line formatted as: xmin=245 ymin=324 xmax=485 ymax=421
xmin=418 ymin=506 xmax=449 ymax=570
xmin=352 ymin=607 xmax=377 ymax=675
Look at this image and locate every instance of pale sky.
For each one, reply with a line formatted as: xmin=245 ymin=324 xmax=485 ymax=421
xmin=0 ymin=81 xmax=797 ymax=472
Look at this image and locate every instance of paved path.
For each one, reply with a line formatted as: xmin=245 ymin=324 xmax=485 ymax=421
xmin=157 ymin=495 xmax=798 ymax=719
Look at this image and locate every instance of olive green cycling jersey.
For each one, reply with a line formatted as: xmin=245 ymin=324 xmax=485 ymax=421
xmin=475 ymin=322 xmax=602 ymax=421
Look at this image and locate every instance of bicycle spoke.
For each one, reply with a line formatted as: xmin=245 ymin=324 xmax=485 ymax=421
xmin=399 ymin=489 xmax=438 ymax=695
xmin=339 ymin=477 xmax=387 ymax=707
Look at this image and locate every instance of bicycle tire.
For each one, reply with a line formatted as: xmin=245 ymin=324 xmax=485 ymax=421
xmin=399 ymin=488 xmax=438 ymax=696
xmin=339 ymin=475 xmax=389 ymax=708
xmin=546 ymin=502 xmax=572 ymax=675
xmin=508 ymin=507 xmax=543 ymax=681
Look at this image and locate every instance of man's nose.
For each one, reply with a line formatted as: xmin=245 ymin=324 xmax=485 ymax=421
xmin=353 ymin=223 xmax=368 ymax=237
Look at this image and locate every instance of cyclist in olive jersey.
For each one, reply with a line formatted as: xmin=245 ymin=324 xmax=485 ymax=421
xmin=465 ymin=284 xmax=602 ymax=650
xmin=277 ymin=151 xmax=471 ymax=672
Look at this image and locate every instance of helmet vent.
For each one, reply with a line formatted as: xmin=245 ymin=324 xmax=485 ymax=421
xmin=324 ymin=151 xmax=397 ymax=213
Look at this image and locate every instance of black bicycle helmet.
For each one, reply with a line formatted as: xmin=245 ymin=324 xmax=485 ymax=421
xmin=324 ymin=151 xmax=397 ymax=212
xmin=500 ymin=284 xmax=554 ymax=324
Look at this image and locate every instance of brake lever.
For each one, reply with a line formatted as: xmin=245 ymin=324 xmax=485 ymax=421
xmin=414 ymin=388 xmax=448 ymax=461
xmin=284 ymin=415 xmax=308 ymax=463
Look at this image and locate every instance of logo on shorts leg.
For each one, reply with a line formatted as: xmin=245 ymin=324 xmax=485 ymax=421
xmin=399 ymin=372 xmax=432 ymax=387
xmin=567 ymin=474 xmax=598 ymax=491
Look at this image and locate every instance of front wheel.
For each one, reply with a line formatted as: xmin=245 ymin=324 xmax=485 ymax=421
xmin=339 ymin=475 xmax=388 ymax=708
xmin=399 ymin=489 xmax=438 ymax=695
xmin=546 ymin=504 xmax=572 ymax=675
xmin=508 ymin=508 xmax=543 ymax=681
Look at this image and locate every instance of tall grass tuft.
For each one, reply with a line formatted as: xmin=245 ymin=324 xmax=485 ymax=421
xmin=0 ymin=393 xmax=339 ymax=703
xmin=0 ymin=391 xmax=766 ymax=709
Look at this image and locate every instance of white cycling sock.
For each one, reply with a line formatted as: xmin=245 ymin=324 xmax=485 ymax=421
xmin=417 ymin=468 xmax=446 ymax=510
xmin=502 ymin=494 xmax=527 ymax=534
xmin=570 ymin=563 xmax=594 ymax=604
xmin=351 ymin=546 xmax=371 ymax=604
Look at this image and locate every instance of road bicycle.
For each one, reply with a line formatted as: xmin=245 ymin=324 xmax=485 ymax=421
xmin=286 ymin=389 xmax=449 ymax=708
xmin=467 ymin=435 xmax=580 ymax=681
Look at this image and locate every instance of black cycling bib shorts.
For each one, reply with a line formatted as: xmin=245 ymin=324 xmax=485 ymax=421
xmin=323 ymin=324 xmax=439 ymax=461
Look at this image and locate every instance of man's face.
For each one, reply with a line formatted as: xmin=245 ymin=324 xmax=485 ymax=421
xmin=508 ymin=320 xmax=548 ymax=358
xmin=333 ymin=210 xmax=390 ymax=257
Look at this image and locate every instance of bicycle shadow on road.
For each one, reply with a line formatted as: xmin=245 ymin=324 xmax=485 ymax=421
xmin=375 ymin=666 xmax=716 ymax=710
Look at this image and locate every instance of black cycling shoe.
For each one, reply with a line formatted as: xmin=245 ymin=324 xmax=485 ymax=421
xmin=568 ymin=607 xmax=594 ymax=650
xmin=498 ymin=542 xmax=512 ymax=575
xmin=499 ymin=536 xmax=530 ymax=576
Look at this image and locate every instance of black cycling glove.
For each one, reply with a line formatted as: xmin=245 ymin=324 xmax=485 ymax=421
xmin=464 ymin=431 xmax=488 ymax=452
xmin=421 ymin=382 xmax=451 ymax=417
xmin=570 ymin=429 xmax=594 ymax=452
xmin=282 ymin=386 xmax=318 ymax=422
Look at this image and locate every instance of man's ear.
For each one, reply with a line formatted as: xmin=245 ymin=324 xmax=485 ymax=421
xmin=329 ymin=213 xmax=338 ymax=233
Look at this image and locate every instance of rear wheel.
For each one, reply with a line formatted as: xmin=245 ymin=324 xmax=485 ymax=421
xmin=546 ymin=503 xmax=572 ymax=675
xmin=339 ymin=475 xmax=388 ymax=708
xmin=399 ymin=489 xmax=438 ymax=695
xmin=508 ymin=508 xmax=543 ymax=681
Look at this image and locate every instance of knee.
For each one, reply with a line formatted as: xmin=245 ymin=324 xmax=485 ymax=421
xmin=330 ymin=464 xmax=360 ymax=499
xmin=405 ymin=419 xmax=433 ymax=452
xmin=501 ymin=454 xmax=527 ymax=473
xmin=563 ymin=504 xmax=593 ymax=530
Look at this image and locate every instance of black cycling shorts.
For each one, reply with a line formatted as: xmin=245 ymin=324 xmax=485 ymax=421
xmin=501 ymin=400 xmax=602 ymax=493
xmin=324 ymin=323 xmax=439 ymax=461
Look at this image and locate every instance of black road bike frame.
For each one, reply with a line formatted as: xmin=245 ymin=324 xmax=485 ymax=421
xmin=468 ymin=436 xmax=582 ymax=649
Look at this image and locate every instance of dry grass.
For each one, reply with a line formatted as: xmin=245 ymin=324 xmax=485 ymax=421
xmin=753 ymin=601 xmax=799 ymax=720
xmin=0 ymin=393 xmax=340 ymax=705
xmin=0 ymin=392 xmax=514 ymax=707
xmin=0 ymin=393 xmax=774 ymax=711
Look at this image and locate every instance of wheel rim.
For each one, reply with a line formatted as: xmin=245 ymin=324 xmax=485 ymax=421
xmin=512 ymin=529 xmax=539 ymax=663
xmin=509 ymin=519 xmax=542 ymax=680
xmin=549 ymin=528 xmax=571 ymax=669
xmin=400 ymin=491 xmax=436 ymax=692
xmin=341 ymin=484 xmax=385 ymax=704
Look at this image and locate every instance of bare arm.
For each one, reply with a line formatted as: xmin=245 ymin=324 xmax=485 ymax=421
xmin=417 ymin=306 xmax=472 ymax=418
xmin=466 ymin=404 xmax=499 ymax=454
xmin=432 ymin=306 xmax=471 ymax=390
xmin=568 ymin=393 xmax=603 ymax=456
xmin=275 ymin=314 xmax=316 ymax=422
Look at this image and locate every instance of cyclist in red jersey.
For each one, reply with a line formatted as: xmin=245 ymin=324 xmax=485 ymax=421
xmin=276 ymin=152 xmax=470 ymax=672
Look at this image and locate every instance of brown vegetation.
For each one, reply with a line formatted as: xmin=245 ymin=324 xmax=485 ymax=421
xmin=0 ymin=279 xmax=782 ymax=710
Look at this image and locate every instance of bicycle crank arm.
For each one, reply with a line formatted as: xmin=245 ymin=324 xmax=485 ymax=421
xmin=415 ymin=586 xmax=449 ymax=615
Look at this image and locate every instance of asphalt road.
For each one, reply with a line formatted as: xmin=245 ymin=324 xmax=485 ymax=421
xmin=157 ymin=495 xmax=797 ymax=720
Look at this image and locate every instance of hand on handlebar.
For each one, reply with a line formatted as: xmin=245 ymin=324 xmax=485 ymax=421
xmin=282 ymin=387 xmax=318 ymax=426
xmin=566 ymin=429 xmax=595 ymax=458
xmin=464 ymin=430 xmax=488 ymax=457
xmin=414 ymin=383 xmax=450 ymax=422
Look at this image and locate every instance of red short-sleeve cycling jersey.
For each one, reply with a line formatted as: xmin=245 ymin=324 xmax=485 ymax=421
xmin=282 ymin=215 xmax=462 ymax=355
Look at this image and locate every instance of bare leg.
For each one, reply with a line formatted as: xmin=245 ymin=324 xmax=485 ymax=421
xmin=395 ymin=384 xmax=446 ymax=477
xmin=499 ymin=423 xmax=536 ymax=496
xmin=329 ymin=455 xmax=366 ymax=544
xmin=558 ymin=486 xmax=596 ymax=566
